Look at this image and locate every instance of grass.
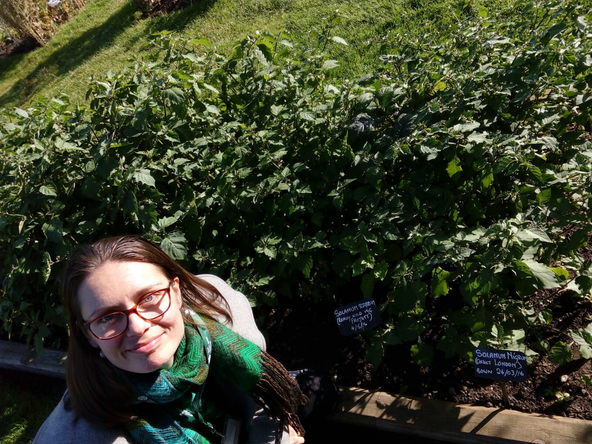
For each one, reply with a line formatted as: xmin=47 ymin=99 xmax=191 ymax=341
xmin=0 ymin=370 xmax=65 ymax=444
xmin=0 ymin=0 xmax=515 ymax=109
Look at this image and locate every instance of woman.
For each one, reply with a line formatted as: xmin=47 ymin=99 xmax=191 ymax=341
xmin=34 ymin=235 xmax=307 ymax=444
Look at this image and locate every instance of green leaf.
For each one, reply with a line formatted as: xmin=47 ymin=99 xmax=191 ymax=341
xmin=158 ymin=215 xmax=180 ymax=229
xmin=183 ymin=53 xmax=201 ymax=63
xmin=433 ymin=80 xmax=447 ymax=92
xmin=548 ymin=341 xmax=572 ymax=364
xmin=122 ymin=190 xmax=139 ymax=216
xmin=393 ymin=280 xmax=428 ymax=312
xmin=528 ymin=164 xmax=544 ymax=183
xmin=537 ymin=189 xmax=552 ymax=205
xmin=263 ymin=246 xmax=277 ymax=259
xmin=39 ymin=185 xmax=57 ymax=196
xmin=543 ymin=23 xmax=568 ymax=43
xmin=298 ymin=111 xmax=315 ymax=121
xmin=467 ymin=132 xmax=489 ymax=144
xmin=163 ymin=87 xmax=186 ymax=105
xmin=321 ymin=60 xmax=339 ymax=70
xmin=366 ymin=339 xmax=384 ymax=368
xmin=15 ymin=108 xmax=29 ymax=118
xmin=134 ymin=169 xmax=156 ymax=188
xmin=431 ymin=267 xmax=450 ymax=297
xmin=42 ymin=219 xmax=64 ymax=245
xmin=516 ymin=228 xmax=552 ymax=243
xmin=550 ymin=267 xmax=569 ymax=281
xmin=352 ymin=258 xmax=367 ymax=277
xmin=571 ymin=327 xmax=592 ymax=360
xmin=42 ymin=251 xmax=52 ymax=284
xmin=384 ymin=331 xmax=402 ymax=346
xmin=161 ymin=232 xmax=188 ymax=260
xmin=522 ymin=259 xmax=560 ymax=289
xmin=452 ymin=122 xmax=480 ymax=132
xmin=410 ymin=342 xmax=434 ymax=367
xmin=446 ymin=157 xmax=462 ymax=177
xmin=192 ymin=38 xmax=212 ymax=46
xmin=331 ymin=36 xmax=348 ymax=46
xmin=396 ymin=316 xmax=425 ymax=342
xmin=373 ymin=260 xmax=388 ymax=280
xmin=437 ymin=326 xmax=464 ymax=359
xmin=575 ymin=16 xmax=588 ymax=32
xmin=296 ymin=254 xmax=313 ymax=278
xmin=361 ymin=274 xmax=375 ymax=298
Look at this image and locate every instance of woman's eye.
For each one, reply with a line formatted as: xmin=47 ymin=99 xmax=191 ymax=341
xmin=140 ymin=291 xmax=162 ymax=306
xmin=98 ymin=314 xmax=116 ymax=324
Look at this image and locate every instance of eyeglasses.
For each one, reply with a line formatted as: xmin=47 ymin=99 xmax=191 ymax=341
xmin=85 ymin=282 xmax=173 ymax=340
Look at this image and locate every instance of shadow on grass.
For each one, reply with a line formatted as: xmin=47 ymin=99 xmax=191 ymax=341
xmin=0 ymin=0 xmax=218 ymax=109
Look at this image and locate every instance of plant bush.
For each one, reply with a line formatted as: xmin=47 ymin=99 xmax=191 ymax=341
xmin=1 ymin=1 xmax=591 ymax=370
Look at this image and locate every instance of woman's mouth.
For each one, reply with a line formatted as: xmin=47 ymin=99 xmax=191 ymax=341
xmin=128 ymin=333 xmax=163 ymax=354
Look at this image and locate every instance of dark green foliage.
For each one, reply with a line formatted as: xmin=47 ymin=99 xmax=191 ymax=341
xmin=1 ymin=0 xmax=591 ymax=369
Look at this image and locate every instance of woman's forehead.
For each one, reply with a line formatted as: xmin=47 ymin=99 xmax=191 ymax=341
xmin=78 ymin=261 xmax=168 ymax=315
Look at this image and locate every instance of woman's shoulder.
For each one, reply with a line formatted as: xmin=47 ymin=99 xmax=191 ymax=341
xmin=196 ymin=274 xmax=267 ymax=351
xmin=33 ymin=391 xmax=133 ymax=444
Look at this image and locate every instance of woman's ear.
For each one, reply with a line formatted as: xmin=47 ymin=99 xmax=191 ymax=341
xmin=173 ymin=277 xmax=182 ymax=306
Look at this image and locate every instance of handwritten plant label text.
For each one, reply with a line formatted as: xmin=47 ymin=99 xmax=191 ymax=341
xmin=334 ymin=299 xmax=381 ymax=336
xmin=474 ymin=348 xmax=528 ymax=382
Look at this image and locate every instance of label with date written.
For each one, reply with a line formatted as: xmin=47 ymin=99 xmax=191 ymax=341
xmin=334 ymin=299 xmax=381 ymax=336
xmin=474 ymin=348 xmax=528 ymax=382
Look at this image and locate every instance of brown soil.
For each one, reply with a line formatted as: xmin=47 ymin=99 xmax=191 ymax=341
xmin=266 ymin=242 xmax=592 ymax=422
xmin=0 ymin=37 xmax=40 ymax=59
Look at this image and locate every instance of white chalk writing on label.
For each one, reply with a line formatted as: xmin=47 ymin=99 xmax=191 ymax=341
xmin=474 ymin=348 xmax=528 ymax=382
xmin=334 ymin=299 xmax=381 ymax=336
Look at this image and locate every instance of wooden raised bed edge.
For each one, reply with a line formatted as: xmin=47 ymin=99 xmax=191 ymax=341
xmin=0 ymin=339 xmax=66 ymax=379
xmin=331 ymin=386 xmax=592 ymax=444
xmin=1 ymin=340 xmax=591 ymax=444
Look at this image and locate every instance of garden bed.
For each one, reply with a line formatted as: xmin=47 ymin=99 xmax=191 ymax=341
xmin=266 ymin=251 xmax=592 ymax=423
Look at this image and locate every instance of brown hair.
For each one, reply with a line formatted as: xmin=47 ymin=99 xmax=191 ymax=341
xmin=62 ymin=235 xmax=231 ymax=426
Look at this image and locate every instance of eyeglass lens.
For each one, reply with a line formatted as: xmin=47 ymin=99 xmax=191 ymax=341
xmin=90 ymin=288 xmax=171 ymax=339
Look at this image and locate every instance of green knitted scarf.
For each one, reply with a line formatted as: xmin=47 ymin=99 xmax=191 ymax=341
xmin=124 ymin=313 xmax=306 ymax=444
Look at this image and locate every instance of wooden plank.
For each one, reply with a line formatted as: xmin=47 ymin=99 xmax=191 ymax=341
xmin=330 ymin=387 xmax=592 ymax=444
xmin=0 ymin=340 xmax=66 ymax=379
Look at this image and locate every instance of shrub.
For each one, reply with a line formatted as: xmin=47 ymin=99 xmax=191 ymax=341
xmin=1 ymin=0 xmax=591 ymax=368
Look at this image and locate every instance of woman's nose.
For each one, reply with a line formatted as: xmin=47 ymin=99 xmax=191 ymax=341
xmin=126 ymin=312 xmax=151 ymax=336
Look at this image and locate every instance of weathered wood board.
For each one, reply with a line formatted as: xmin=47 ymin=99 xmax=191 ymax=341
xmin=330 ymin=387 xmax=592 ymax=444
xmin=0 ymin=340 xmax=66 ymax=379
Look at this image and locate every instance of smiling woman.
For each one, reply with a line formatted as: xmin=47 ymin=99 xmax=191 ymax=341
xmin=33 ymin=235 xmax=307 ymax=444
xmin=77 ymin=262 xmax=186 ymax=374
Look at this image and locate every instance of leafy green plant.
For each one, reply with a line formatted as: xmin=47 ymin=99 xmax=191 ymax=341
xmin=1 ymin=0 xmax=591 ymax=377
xmin=555 ymin=391 xmax=572 ymax=402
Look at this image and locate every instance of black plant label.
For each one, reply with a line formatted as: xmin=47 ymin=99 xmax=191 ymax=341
xmin=334 ymin=299 xmax=381 ymax=336
xmin=474 ymin=348 xmax=528 ymax=382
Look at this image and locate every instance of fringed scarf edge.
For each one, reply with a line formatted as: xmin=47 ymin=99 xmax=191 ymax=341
xmin=253 ymin=351 xmax=308 ymax=442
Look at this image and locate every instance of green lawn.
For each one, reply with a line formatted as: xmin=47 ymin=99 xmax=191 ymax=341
xmin=0 ymin=0 xmax=513 ymax=109
xmin=0 ymin=370 xmax=65 ymax=444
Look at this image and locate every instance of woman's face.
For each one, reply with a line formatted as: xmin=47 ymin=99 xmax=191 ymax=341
xmin=78 ymin=260 xmax=186 ymax=374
